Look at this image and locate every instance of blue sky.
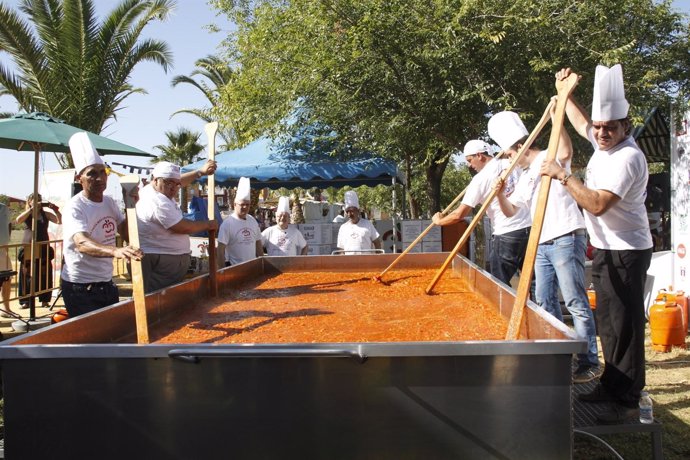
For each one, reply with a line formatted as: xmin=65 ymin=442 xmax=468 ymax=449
xmin=0 ymin=0 xmax=231 ymax=198
xmin=1 ymin=0 xmax=690 ymax=198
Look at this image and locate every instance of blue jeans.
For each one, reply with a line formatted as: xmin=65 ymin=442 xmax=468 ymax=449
xmin=489 ymin=227 xmax=530 ymax=286
xmin=535 ymin=232 xmax=599 ymax=368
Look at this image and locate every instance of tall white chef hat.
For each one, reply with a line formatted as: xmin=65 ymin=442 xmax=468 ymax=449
xmin=69 ymin=132 xmax=104 ymax=174
xmin=487 ymin=111 xmax=529 ymax=151
xmin=591 ymin=64 xmax=629 ymax=121
xmin=277 ymin=196 xmax=291 ymax=215
xmin=344 ymin=190 xmax=359 ymax=209
xmin=236 ymin=176 xmax=251 ymax=202
xmin=151 ymin=161 xmax=181 ymax=180
xmin=463 ymin=139 xmax=493 ymax=158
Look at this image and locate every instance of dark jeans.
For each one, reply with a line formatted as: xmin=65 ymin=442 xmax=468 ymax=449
xmin=489 ymin=227 xmax=530 ymax=287
xmin=593 ymin=247 xmax=652 ymax=407
xmin=61 ymin=279 xmax=119 ymax=317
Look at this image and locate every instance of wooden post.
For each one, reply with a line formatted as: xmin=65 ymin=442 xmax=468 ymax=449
xmin=121 ymin=174 xmax=149 ymax=344
xmin=204 ymin=122 xmax=219 ymax=297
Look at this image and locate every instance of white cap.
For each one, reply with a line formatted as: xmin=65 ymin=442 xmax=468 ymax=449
xmin=591 ymin=64 xmax=629 ymax=121
xmin=236 ymin=176 xmax=251 ymax=202
xmin=344 ymin=190 xmax=359 ymax=209
xmin=488 ymin=111 xmax=529 ymax=151
xmin=151 ymin=161 xmax=181 ymax=180
xmin=463 ymin=140 xmax=492 ymax=158
xmin=277 ymin=196 xmax=290 ymax=214
xmin=69 ymin=132 xmax=104 ymax=174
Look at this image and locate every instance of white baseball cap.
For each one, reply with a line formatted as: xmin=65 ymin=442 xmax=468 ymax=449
xmin=463 ymin=140 xmax=492 ymax=158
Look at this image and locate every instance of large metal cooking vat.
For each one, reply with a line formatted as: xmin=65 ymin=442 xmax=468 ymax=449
xmin=0 ymin=253 xmax=582 ymax=459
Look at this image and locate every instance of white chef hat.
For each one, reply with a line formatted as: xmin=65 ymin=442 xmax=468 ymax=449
xmin=463 ymin=139 xmax=493 ymax=158
xmin=488 ymin=111 xmax=529 ymax=151
xmin=591 ymin=64 xmax=629 ymax=121
xmin=151 ymin=161 xmax=181 ymax=180
xmin=236 ymin=176 xmax=251 ymax=202
xmin=277 ymin=196 xmax=291 ymax=215
xmin=69 ymin=132 xmax=104 ymax=174
xmin=344 ymin=190 xmax=359 ymax=209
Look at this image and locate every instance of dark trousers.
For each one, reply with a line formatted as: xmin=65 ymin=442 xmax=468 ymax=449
xmin=19 ymin=260 xmax=53 ymax=303
xmin=489 ymin=227 xmax=530 ymax=286
xmin=593 ymin=248 xmax=652 ymax=407
xmin=61 ymin=279 xmax=119 ymax=317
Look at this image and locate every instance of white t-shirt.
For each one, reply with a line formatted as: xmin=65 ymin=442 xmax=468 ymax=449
xmin=262 ymin=225 xmax=307 ymax=256
xmin=217 ymin=213 xmax=262 ymax=265
xmin=135 ymin=184 xmax=189 ymax=254
xmin=337 ymin=219 xmax=380 ymax=254
xmin=61 ymin=193 xmax=124 ymax=283
xmin=462 ymin=158 xmax=531 ymax=235
xmin=509 ymin=150 xmax=586 ymax=244
xmin=585 ymin=131 xmax=652 ymax=250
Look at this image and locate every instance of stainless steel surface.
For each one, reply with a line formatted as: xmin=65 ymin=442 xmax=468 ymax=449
xmin=0 ymin=253 xmax=583 ymax=459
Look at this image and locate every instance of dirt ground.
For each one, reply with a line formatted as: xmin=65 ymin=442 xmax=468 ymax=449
xmin=574 ymin=331 xmax=690 ymax=460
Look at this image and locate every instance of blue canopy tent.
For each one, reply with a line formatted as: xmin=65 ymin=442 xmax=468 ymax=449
xmin=182 ymin=137 xmax=403 ymax=189
xmin=181 ymin=137 xmax=404 ymax=238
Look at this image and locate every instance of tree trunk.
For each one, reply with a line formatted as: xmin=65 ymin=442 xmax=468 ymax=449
xmin=404 ymin=154 xmax=420 ymax=219
xmin=425 ymin=147 xmax=451 ymax=214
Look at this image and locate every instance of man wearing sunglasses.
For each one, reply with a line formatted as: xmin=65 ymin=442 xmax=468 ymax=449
xmin=136 ymin=160 xmax=218 ymax=293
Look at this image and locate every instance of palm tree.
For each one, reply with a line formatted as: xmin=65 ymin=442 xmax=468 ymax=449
xmin=0 ymin=0 xmax=174 ymax=168
xmin=171 ymin=55 xmax=236 ymax=149
xmin=153 ymin=127 xmax=205 ymax=212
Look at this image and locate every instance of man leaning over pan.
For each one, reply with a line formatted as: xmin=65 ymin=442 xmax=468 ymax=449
xmin=136 ymin=160 xmax=218 ymax=293
xmin=490 ymin=101 xmax=600 ymax=386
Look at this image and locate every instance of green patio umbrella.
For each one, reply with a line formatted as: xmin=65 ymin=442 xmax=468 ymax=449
xmin=0 ymin=112 xmax=154 ymax=323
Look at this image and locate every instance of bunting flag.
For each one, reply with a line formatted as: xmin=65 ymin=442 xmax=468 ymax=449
xmin=111 ymin=161 xmax=153 ymax=175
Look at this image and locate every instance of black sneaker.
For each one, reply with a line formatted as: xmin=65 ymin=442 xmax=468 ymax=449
xmin=596 ymin=404 xmax=639 ymax=424
xmin=573 ymin=365 xmax=602 ymax=384
xmin=578 ymin=383 xmax=613 ymax=403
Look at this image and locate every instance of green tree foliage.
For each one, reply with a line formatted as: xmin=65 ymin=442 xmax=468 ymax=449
xmin=211 ymin=0 xmax=689 ymax=212
xmin=171 ymin=54 xmax=237 ymax=149
xmin=153 ymin=127 xmax=205 ymax=211
xmin=0 ymin=0 xmax=174 ymax=168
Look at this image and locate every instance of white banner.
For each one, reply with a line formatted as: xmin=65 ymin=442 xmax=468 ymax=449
xmin=672 ymin=115 xmax=690 ymax=292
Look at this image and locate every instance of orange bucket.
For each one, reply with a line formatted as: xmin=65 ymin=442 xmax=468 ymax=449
xmin=649 ymin=297 xmax=686 ymax=352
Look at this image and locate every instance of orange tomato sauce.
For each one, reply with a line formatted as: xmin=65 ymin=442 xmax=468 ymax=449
xmin=151 ymin=269 xmax=508 ymax=344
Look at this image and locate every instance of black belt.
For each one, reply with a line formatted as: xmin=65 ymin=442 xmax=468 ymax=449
xmin=541 ymin=228 xmax=586 ymax=245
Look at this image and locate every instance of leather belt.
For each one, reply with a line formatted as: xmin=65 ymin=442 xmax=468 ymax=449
xmin=541 ymin=228 xmax=586 ymax=245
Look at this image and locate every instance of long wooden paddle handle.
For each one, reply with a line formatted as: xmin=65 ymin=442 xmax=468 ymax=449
xmin=122 ymin=178 xmax=149 ymax=344
xmin=377 ymin=151 xmax=506 ymax=281
xmin=505 ymin=73 xmax=580 ymax=340
xmin=205 ymin=122 xmax=219 ymax=297
xmin=424 ymin=100 xmax=555 ymax=295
